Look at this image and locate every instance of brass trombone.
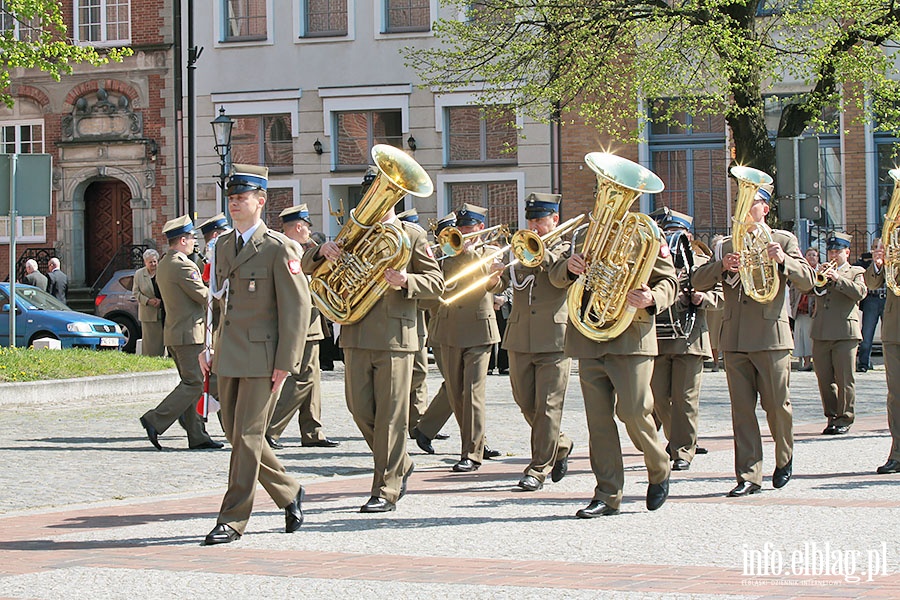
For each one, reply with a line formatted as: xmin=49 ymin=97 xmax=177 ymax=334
xmin=434 ymin=223 xmax=510 ymax=259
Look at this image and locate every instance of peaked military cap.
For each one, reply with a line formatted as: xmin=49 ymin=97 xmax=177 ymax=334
xmin=456 ymin=203 xmax=487 ymax=227
xmin=226 ymin=164 xmax=268 ymax=196
xmin=280 ymin=204 xmax=312 ymax=225
xmin=826 ymin=231 xmax=852 ymax=250
xmin=199 ymin=213 xmax=229 ymax=235
xmin=162 ymin=214 xmax=194 ymax=239
xmin=398 ymin=208 xmax=419 ymax=224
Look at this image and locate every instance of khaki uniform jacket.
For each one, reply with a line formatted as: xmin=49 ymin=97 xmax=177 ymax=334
xmin=133 ymin=266 xmax=163 ymax=323
xmin=657 ymin=252 xmax=722 ymax=358
xmin=551 ymin=244 xmax=679 ymax=358
xmin=866 ymin=264 xmax=900 ymax=343
xmin=435 ymin=245 xmax=504 ymax=348
xmin=810 ymin=263 xmax=866 ymax=341
xmin=500 ymin=239 xmax=570 ymax=353
xmin=296 ymin=242 xmax=324 ymax=342
xmin=302 ymin=221 xmax=444 ymax=352
xmin=156 ymin=250 xmax=207 ymax=346
xmin=692 ymin=230 xmax=815 ymax=353
xmin=212 ymin=223 xmax=310 ymax=377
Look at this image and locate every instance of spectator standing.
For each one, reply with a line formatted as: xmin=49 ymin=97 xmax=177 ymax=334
xmin=47 ymin=258 xmax=68 ymax=304
xmin=22 ymin=259 xmax=47 ymax=291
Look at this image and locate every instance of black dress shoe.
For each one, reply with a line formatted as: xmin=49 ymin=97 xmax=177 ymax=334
xmin=483 ymin=446 xmax=502 ymax=460
xmin=727 ymin=481 xmax=762 ymax=497
xmin=551 ymin=446 xmax=572 ymax=483
xmin=646 ymin=478 xmax=669 ymax=511
xmin=822 ymin=424 xmax=837 ymax=435
xmin=202 ymin=523 xmax=241 ymax=545
xmin=302 ymin=437 xmax=341 ymax=448
xmin=412 ymin=427 xmax=434 ymax=454
xmin=452 ymin=458 xmax=480 ymax=472
xmin=434 ymin=432 xmax=450 ymax=440
xmin=399 ymin=463 xmax=414 ymax=499
xmin=877 ymin=459 xmax=900 ymax=474
xmin=856 ymin=365 xmax=868 ymax=373
xmin=832 ymin=425 xmax=850 ymax=435
xmin=265 ymin=435 xmax=284 ymax=450
xmin=517 ymin=475 xmax=543 ymax=491
xmin=576 ymin=500 xmax=619 ymax=518
xmin=284 ymin=488 xmax=304 ymax=532
xmin=360 ymin=496 xmax=396 ymax=513
xmin=773 ymin=459 xmax=792 ymax=489
xmin=139 ymin=416 xmax=162 ymax=450
xmin=189 ymin=440 xmax=224 ymax=450
xmin=695 ymin=446 xmax=709 ymax=455
xmin=672 ymin=458 xmax=691 ymax=471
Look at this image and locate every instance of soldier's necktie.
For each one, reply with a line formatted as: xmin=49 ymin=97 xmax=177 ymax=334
xmin=236 ymin=235 xmax=244 ymax=252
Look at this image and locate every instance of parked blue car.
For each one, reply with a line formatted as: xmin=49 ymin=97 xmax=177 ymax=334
xmin=0 ymin=283 xmax=126 ymax=349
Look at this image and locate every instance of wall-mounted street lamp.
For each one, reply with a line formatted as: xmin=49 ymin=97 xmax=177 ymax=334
xmin=407 ymin=135 xmax=417 ymax=151
xmin=211 ymin=107 xmax=234 ymax=214
xmin=313 ymin=138 xmax=323 ymax=155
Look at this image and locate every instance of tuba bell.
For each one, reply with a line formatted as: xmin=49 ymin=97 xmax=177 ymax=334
xmin=309 ymin=144 xmax=434 ymax=325
xmin=566 ymin=153 xmax=666 ymax=342
xmin=730 ymin=166 xmax=779 ymax=304
xmin=882 ymin=168 xmax=900 ymax=296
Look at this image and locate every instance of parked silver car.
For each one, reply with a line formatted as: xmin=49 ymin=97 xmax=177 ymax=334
xmin=94 ymin=269 xmax=140 ymax=353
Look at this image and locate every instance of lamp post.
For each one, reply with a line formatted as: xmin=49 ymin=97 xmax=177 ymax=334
xmin=211 ymin=107 xmax=234 ymax=215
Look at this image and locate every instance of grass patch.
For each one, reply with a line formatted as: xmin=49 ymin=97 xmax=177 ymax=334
xmin=0 ymin=347 xmax=174 ymax=382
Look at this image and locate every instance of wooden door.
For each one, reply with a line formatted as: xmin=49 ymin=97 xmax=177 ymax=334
xmin=84 ymin=181 xmax=133 ymax=284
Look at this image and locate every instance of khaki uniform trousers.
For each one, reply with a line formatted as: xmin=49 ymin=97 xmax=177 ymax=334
xmin=723 ymin=350 xmax=794 ymax=485
xmin=139 ymin=320 xmax=165 ymax=357
xmin=578 ymin=355 xmax=669 ymax=509
xmin=812 ymin=339 xmax=858 ymax=427
xmin=217 ymin=375 xmax=300 ymax=534
xmin=415 ymin=344 xmax=454 ymax=439
xmin=408 ymin=345 xmax=429 ymax=435
xmin=651 ymin=353 xmax=704 ymax=462
xmin=509 ymin=350 xmax=572 ymax=482
xmin=443 ymin=343 xmax=491 ymax=463
xmin=142 ymin=343 xmax=212 ymax=447
xmin=883 ymin=342 xmax=900 ymax=462
xmin=267 ymin=341 xmax=327 ymax=443
xmin=344 ymin=347 xmax=415 ymax=503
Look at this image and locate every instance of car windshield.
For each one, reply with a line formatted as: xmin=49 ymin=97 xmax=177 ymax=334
xmin=13 ymin=286 xmax=71 ymax=311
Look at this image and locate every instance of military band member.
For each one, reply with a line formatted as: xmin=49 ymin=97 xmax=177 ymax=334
xmin=305 ymin=201 xmax=444 ymax=512
xmin=550 ymin=221 xmax=677 ymax=517
xmin=693 ymin=185 xmax=815 ymax=497
xmin=199 ymin=214 xmax=230 ymax=256
xmin=865 ymin=243 xmax=900 ymax=474
xmin=139 ymin=216 xmax=222 ymax=451
xmin=501 ymin=193 xmax=574 ymax=491
xmin=265 ymin=204 xmax=339 ymax=450
xmin=199 ymin=165 xmax=310 ymax=545
xmin=811 ymin=232 xmax=866 ymax=435
xmin=650 ymin=209 xmax=722 ymax=471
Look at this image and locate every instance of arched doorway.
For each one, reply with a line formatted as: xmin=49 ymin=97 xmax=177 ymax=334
xmin=84 ymin=180 xmax=133 ymax=284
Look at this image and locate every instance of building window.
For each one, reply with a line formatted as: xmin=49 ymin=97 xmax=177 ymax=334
xmin=447 ymin=180 xmax=518 ymax=226
xmin=75 ymin=0 xmax=130 ymax=44
xmin=223 ymin=0 xmax=267 ymax=41
xmin=446 ymin=105 xmax=517 ymax=166
xmin=0 ymin=216 xmax=46 ymax=243
xmin=263 ymin=188 xmax=296 ymax=230
xmin=230 ymin=114 xmax=293 ymax=172
xmin=0 ymin=1 xmax=41 ymax=41
xmin=302 ymin=0 xmax=347 ymax=36
xmin=334 ymin=110 xmax=403 ymax=169
xmin=384 ymin=0 xmax=430 ymax=33
xmin=1 ymin=122 xmax=44 ymax=154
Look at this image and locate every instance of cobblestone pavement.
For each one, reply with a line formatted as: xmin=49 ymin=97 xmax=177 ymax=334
xmin=0 ymin=360 xmax=899 ymax=598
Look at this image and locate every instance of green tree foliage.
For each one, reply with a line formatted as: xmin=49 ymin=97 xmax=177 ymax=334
xmin=0 ymin=0 xmax=130 ymax=107
xmin=406 ymin=0 xmax=900 ymax=172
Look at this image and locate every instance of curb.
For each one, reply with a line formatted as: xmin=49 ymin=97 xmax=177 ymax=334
xmin=0 ymin=369 xmax=179 ymax=405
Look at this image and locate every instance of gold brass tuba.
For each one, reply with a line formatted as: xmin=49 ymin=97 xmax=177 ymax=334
xmin=309 ymin=144 xmax=434 ymax=325
xmin=730 ymin=166 xmax=778 ymax=304
xmin=566 ymin=153 xmax=666 ymax=342
xmin=882 ymin=168 xmax=900 ymax=296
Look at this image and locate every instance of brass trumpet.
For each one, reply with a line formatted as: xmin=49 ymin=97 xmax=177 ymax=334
xmin=435 ymin=223 xmax=510 ymax=259
xmin=814 ymin=260 xmax=837 ymax=288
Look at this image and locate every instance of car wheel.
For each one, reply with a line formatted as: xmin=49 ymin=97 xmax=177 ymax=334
xmin=29 ymin=332 xmax=58 ymax=348
xmin=110 ymin=314 xmax=139 ymax=354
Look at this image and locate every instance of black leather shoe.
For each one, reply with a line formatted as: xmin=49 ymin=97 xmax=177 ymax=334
xmin=856 ymin=365 xmax=868 ymax=373
xmin=576 ymin=500 xmax=619 ymax=518
xmin=265 ymin=435 xmax=284 ymax=450
xmin=672 ymin=458 xmax=691 ymax=471
xmin=452 ymin=458 xmax=480 ymax=472
xmin=284 ymin=488 xmax=304 ymax=532
xmin=773 ymin=459 xmax=792 ymax=489
xmin=360 ymin=496 xmax=396 ymax=513
xmin=139 ymin=416 xmax=162 ymax=450
xmin=822 ymin=424 xmax=837 ymax=435
xmin=434 ymin=432 xmax=450 ymax=440
xmin=189 ymin=440 xmax=224 ymax=450
xmin=517 ymin=475 xmax=543 ymax=491
xmin=646 ymin=478 xmax=669 ymax=511
xmin=832 ymin=425 xmax=850 ymax=435
xmin=551 ymin=446 xmax=572 ymax=483
xmin=302 ymin=437 xmax=341 ymax=448
xmin=727 ymin=481 xmax=762 ymax=497
xmin=399 ymin=463 xmax=414 ymax=499
xmin=483 ymin=446 xmax=502 ymax=460
xmin=877 ymin=459 xmax=900 ymax=474
xmin=695 ymin=446 xmax=709 ymax=455
xmin=202 ymin=523 xmax=241 ymax=545
xmin=412 ymin=427 xmax=434 ymax=454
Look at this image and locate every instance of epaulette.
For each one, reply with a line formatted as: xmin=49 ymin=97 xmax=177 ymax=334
xmin=264 ymin=230 xmax=288 ymax=245
xmin=401 ymin=220 xmax=427 ymax=234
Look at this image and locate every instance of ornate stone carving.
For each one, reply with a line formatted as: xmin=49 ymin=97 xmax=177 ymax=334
xmin=62 ymin=84 xmax=144 ymax=142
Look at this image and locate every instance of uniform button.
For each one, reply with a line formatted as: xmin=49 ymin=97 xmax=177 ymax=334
xmin=225 ymin=320 xmax=230 ymax=326
xmin=227 ymin=305 xmax=233 ymax=310
xmin=531 ymin=310 xmax=536 ymax=314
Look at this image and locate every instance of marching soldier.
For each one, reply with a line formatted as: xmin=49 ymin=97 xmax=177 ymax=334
xmin=304 ymin=199 xmax=444 ymax=512
xmin=199 ymin=165 xmax=310 ymax=545
xmin=139 ymin=216 xmax=222 ymax=452
xmin=693 ymin=185 xmax=815 ymax=497
xmin=865 ymin=243 xmax=900 ymax=474
xmin=811 ymin=232 xmax=866 ymax=435
xmin=501 ymin=193 xmax=574 ymax=491
xmin=266 ymin=204 xmax=340 ymax=449
xmin=650 ymin=209 xmax=721 ymax=471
